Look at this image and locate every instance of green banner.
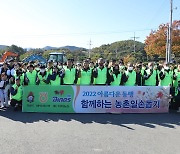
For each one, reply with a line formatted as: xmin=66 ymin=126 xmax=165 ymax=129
xmin=23 ymin=85 xmax=169 ymax=113
xmin=23 ymin=85 xmax=75 ymax=113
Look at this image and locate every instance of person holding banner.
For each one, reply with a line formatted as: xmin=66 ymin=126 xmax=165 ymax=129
xmin=78 ymin=59 xmax=93 ymax=85
xmin=10 ymin=77 xmax=23 ymax=111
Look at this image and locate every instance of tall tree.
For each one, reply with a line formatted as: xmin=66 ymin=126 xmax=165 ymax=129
xmin=144 ymin=20 xmax=180 ymax=57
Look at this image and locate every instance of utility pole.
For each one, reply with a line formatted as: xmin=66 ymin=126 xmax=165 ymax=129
xmin=115 ymin=48 xmax=118 ymax=58
xmin=166 ymin=26 xmax=169 ymax=63
xmin=166 ymin=0 xmax=173 ymax=63
xmin=131 ymin=32 xmax=139 ymax=52
xmin=88 ymin=39 xmax=92 ymax=58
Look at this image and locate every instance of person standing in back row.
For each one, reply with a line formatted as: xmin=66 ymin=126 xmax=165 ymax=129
xmin=78 ymin=59 xmax=93 ymax=85
xmin=123 ymin=63 xmax=136 ymax=86
xmin=144 ymin=62 xmax=158 ymax=86
xmin=61 ymin=59 xmax=79 ymax=85
xmin=93 ymin=58 xmax=110 ymax=85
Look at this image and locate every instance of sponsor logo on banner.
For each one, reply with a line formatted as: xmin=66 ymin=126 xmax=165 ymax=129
xmin=27 ymin=92 xmax=34 ymax=103
xmin=52 ymin=89 xmax=72 ymax=103
xmin=39 ymin=92 xmax=48 ymax=103
xmin=52 ymin=95 xmax=72 ymax=103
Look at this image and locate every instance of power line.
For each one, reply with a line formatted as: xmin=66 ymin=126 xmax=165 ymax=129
xmin=1 ymin=28 xmax=159 ymax=38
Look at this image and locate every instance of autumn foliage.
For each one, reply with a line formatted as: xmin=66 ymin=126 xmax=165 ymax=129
xmin=145 ymin=20 xmax=180 ymax=57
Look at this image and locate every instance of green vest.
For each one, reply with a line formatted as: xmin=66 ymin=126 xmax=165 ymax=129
xmin=51 ymin=75 xmax=61 ymax=86
xmin=26 ymin=70 xmax=37 ymax=85
xmin=11 ymin=84 xmax=23 ymax=101
xmin=94 ymin=67 xmax=107 ymax=84
xmin=46 ymin=68 xmax=53 ymax=76
xmin=160 ymin=70 xmax=173 ymax=86
xmin=173 ymin=70 xmax=180 ymax=87
xmin=144 ymin=69 xmax=157 ymax=86
xmin=63 ymin=68 xmax=76 ymax=85
xmin=141 ymin=68 xmax=145 ymax=76
xmin=173 ymin=70 xmax=180 ymax=95
xmin=124 ymin=71 xmax=136 ymax=86
xmin=14 ymin=73 xmax=24 ymax=85
xmin=79 ymin=69 xmax=92 ymax=85
xmin=111 ymin=73 xmax=122 ymax=86
xmin=37 ymin=72 xmax=49 ymax=85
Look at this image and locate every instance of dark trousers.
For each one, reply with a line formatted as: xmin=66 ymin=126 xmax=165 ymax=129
xmin=174 ymin=95 xmax=180 ymax=109
xmin=10 ymin=99 xmax=22 ymax=107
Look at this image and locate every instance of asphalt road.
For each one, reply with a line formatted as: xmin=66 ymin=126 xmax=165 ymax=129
xmin=0 ymin=108 xmax=180 ymax=154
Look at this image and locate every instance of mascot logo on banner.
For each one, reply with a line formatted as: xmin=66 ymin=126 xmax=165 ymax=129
xmin=27 ymin=92 xmax=34 ymax=103
xmin=39 ymin=92 xmax=48 ymax=103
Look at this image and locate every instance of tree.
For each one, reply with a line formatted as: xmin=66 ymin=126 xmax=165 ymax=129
xmin=144 ymin=20 xmax=180 ymax=57
xmin=91 ymin=40 xmax=146 ymax=62
xmin=7 ymin=44 xmax=25 ymax=55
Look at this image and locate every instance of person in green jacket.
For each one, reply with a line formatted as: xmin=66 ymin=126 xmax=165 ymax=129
xmin=10 ymin=78 xmax=23 ymax=111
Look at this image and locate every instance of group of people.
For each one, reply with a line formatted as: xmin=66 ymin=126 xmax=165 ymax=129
xmin=0 ymin=58 xmax=180 ymax=111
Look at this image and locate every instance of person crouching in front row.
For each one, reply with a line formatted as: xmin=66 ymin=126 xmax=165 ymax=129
xmin=10 ymin=77 xmax=23 ymax=111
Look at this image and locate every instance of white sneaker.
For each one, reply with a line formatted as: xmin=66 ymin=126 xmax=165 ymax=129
xmin=0 ymin=103 xmax=4 ymax=108
xmin=177 ymin=107 xmax=180 ymax=113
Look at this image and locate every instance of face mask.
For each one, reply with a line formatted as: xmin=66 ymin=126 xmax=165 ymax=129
xmin=128 ymin=67 xmax=133 ymax=71
xmin=149 ymin=66 xmax=153 ymax=69
xmin=164 ymin=66 xmax=169 ymax=70
xmin=40 ymin=69 xmax=45 ymax=73
xmin=54 ymin=63 xmax=57 ymax=66
xmin=58 ymin=66 xmax=62 ymax=69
